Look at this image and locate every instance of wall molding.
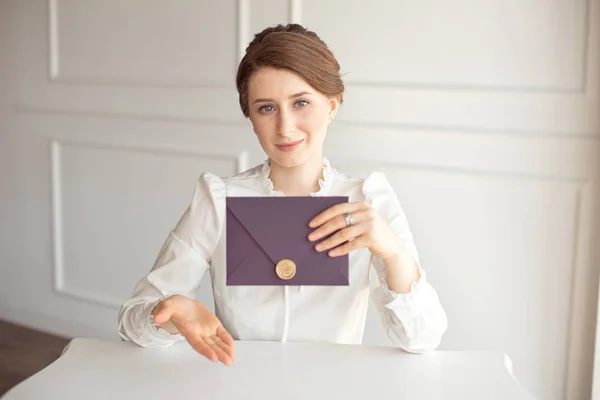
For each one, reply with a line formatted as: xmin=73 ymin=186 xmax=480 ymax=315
xmin=566 ymin=180 xmax=600 ymax=400
xmin=333 ymin=158 xmax=589 ymax=185
xmin=343 ymin=80 xmax=586 ymax=94
xmin=14 ymin=104 xmax=249 ymax=127
xmin=50 ymin=139 xmax=246 ymax=309
xmin=47 ymin=0 xmax=239 ymax=88
xmin=289 ymin=0 xmax=302 ymax=24
xmin=581 ymin=0 xmax=592 ymax=94
xmin=342 ymin=159 xmax=592 ymax=399
xmin=46 ymin=0 xmax=598 ymax=98
xmin=237 ymin=0 xmax=250 ymax=62
xmin=323 ymin=0 xmax=593 ymax=95
xmin=48 ymin=0 xmax=60 ymax=80
xmin=564 ymin=183 xmax=584 ymax=400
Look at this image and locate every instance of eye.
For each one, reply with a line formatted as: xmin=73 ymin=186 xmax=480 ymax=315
xmin=259 ymin=105 xmax=275 ymax=113
xmin=295 ymin=100 xmax=309 ymax=108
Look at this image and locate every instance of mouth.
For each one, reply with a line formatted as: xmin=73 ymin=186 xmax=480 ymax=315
xmin=276 ymin=139 xmax=304 ymax=153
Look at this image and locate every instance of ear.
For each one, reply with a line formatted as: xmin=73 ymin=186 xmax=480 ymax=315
xmin=327 ymin=96 xmax=341 ymax=120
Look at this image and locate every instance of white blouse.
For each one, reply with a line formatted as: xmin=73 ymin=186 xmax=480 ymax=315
xmin=118 ymin=158 xmax=448 ymax=353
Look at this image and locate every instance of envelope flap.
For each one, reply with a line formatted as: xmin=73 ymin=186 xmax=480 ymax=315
xmin=226 ymin=196 xmax=348 ymax=266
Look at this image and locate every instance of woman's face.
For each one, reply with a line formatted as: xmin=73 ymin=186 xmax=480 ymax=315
xmin=247 ymin=67 xmax=339 ymax=169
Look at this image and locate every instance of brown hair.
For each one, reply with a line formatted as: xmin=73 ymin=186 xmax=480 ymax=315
xmin=236 ymin=24 xmax=345 ymax=117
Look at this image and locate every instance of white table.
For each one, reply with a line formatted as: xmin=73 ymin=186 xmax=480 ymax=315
xmin=2 ymin=338 xmax=535 ymax=399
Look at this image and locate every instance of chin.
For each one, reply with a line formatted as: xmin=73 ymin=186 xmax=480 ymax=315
xmin=269 ymin=150 xmax=310 ymax=169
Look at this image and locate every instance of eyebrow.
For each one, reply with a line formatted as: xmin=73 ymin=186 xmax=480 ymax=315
xmin=252 ymin=92 xmax=312 ymax=104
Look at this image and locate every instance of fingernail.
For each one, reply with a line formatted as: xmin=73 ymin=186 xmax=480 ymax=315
xmin=315 ymin=244 xmax=322 ymax=251
xmin=329 ymin=250 xmax=337 ymax=257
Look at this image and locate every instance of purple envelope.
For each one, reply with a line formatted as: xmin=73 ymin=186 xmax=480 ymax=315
xmin=226 ymin=196 xmax=349 ymax=286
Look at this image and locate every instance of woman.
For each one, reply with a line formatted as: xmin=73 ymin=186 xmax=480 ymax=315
xmin=118 ymin=23 xmax=448 ymax=366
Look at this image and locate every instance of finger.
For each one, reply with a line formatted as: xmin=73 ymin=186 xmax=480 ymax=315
xmin=315 ymin=224 xmax=366 ymax=253
xmin=205 ymin=336 xmax=233 ymax=366
xmin=328 ymin=235 xmax=367 ymax=257
xmin=308 ymin=214 xmax=347 ymax=242
xmin=212 ymin=335 xmax=235 ymax=362
xmin=217 ymin=326 xmax=235 ymax=347
xmin=188 ymin=335 xmax=218 ymax=363
xmin=309 ymin=210 xmax=368 ymax=243
xmin=308 ymin=202 xmax=369 ymax=228
xmin=151 ymin=301 xmax=173 ymax=325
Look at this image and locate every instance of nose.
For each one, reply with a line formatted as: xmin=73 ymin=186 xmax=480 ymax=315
xmin=277 ymin=110 xmax=296 ymax=137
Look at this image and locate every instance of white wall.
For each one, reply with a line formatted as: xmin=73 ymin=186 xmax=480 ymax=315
xmin=0 ymin=1 xmax=599 ymax=399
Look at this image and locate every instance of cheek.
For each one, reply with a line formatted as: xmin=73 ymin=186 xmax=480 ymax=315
xmin=297 ymin=108 xmax=327 ymax=135
xmin=249 ymin=116 xmax=275 ymax=139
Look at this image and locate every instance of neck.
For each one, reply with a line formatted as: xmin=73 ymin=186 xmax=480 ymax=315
xmin=268 ymin=155 xmax=325 ymax=196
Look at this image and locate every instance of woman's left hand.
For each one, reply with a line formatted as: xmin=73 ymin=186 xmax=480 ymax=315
xmin=308 ymin=201 xmax=403 ymax=260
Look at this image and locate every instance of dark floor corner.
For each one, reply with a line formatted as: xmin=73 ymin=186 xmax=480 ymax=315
xmin=0 ymin=319 xmax=71 ymax=396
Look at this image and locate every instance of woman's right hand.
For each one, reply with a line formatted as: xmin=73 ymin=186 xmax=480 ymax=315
xmin=151 ymin=294 xmax=235 ymax=366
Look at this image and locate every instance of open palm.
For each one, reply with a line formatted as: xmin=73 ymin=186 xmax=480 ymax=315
xmin=152 ymin=295 xmax=235 ymax=366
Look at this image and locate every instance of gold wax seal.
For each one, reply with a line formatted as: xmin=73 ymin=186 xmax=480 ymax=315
xmin=276 ymin=259 xmax=296 ymax=280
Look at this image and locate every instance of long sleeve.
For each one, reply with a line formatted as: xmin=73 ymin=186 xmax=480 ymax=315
xmin=362 ymin=172 xmax=448 ymax=353
xmin=117 ymin=172 xmax=226 ymax=348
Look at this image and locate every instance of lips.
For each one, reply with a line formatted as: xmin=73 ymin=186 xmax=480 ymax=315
xmin=276 ymin=139 xmax=304 ymax=153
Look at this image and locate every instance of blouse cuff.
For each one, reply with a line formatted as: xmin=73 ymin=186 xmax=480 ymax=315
xmin=373 ymin=270 xmax=437 ymax=324
xmin=146 ymin=298 xmax=186 ymax=344
xmin=123 ymin=298 xmax=185 ymax=347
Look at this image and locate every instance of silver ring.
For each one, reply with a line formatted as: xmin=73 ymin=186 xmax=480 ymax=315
xmin=344 ymin=212 xmax=353 ymax=227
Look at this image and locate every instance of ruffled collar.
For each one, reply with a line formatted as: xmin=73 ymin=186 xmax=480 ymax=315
xmin=260 ymin=157 xmax=334 ymax=197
